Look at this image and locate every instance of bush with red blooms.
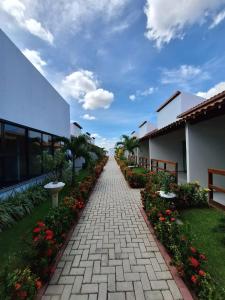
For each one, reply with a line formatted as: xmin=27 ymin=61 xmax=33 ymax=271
xmin=0 ymin=267 xmax=41 ymax=300
xmin=115 ymin=157 xmax=149 ymax=188
xmin=141 ymin=172 xmax=218 ymax=300
xmin=0 ymin=156 xmax=108 ymax=300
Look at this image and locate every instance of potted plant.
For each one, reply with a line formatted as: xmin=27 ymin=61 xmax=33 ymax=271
xmin=158 ymin=172 xmax=177 ymax=199
xmin=43 ymin=150 xmax=68 ymax=207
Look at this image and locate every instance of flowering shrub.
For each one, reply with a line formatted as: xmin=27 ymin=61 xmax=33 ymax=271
xmin=141 ymin=172 xmax=218 ymax=299
xmin=176 ymin=182 xmax=209 ymax=208
xmin=0 ymin=156 xmax=108 ymax=300
xmin=116 ymin=157 xmax=149 ymax=188
xmin=0 ymin=267 xmax=41 ymax=300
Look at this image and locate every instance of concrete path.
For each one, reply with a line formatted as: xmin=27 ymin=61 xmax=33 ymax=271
xmin=42 ymin=158 xmax=182 ymax=300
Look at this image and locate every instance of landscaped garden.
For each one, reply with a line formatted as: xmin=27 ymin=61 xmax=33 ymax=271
xmin=140 ymin=171 xmax=225 ymax=300
xmin=0 ymin=135 xmax=108 ymax=300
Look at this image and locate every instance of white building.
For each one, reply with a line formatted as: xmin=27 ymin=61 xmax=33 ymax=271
xmin=0 ymin=30 xmax=70 ymax=194
xmin=70 ymin=122 xmax=83 ymax=137
xmin=133 ymin=90 xmax=225 ymax=207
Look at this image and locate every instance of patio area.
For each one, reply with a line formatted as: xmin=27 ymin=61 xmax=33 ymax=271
xmin=42 ymin=158 xmax=183 ymax=300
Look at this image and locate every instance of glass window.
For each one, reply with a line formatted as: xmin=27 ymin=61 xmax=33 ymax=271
xmin=3 ymin=124 xmax=27 ymax=186
xmin=43 ymin=134 xmax=53 ymax=155
xmin=53 ymin=136 xmax=61 ymax=153
xmin=28 ymin=130 xmax=42 ymax=177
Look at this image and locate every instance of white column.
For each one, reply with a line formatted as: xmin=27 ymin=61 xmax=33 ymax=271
xmin=185 ymin=122 xmax=191 ymax=183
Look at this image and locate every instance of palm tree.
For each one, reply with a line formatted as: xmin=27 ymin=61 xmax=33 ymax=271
xmin=116 ymin=134 xmax=139 ymax=156
xmin=61 ymin=135 xmax=91 ymax=184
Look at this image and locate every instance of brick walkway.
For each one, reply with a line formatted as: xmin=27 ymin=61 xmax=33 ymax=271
xmin=42 ymin=158 xmax=183 ymax=300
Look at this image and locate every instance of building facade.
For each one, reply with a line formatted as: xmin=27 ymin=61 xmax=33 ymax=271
xmin=0 ymin=30 xmax=70 ymax=192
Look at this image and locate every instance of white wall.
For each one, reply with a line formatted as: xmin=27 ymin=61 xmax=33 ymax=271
xmin=186 ymin=115 xmax=225 ymax=188
xmin=157 ymin=92 xmax=204 ymax=129
xmin=70 ymin=123 xmax=82 ymax=137
xmin=138 ymin=122 xmax=156 ymax=138
xmin=149 ymin=128 xmax=186 ymax=172
xmin=139 ymin=140 xmax=149 ymax=158
xmin=0 ymin=30 xmax=70 ymax=137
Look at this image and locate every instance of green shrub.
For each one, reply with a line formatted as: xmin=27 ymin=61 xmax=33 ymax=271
xmin=0 ymin=185 xmax=49 ymax=232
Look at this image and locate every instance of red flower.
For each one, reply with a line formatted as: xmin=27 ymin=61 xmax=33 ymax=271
xmin=33 ymin=227 xmax=41 ymax=233
xmin=165 ymin=209 xmax=172 ymax=215
xmin=190 ymin=247 xmax=197 ymax=254
xmin=45 ymin=230 xmax=54 ymax=240
xmin=159 ymin=217 xmax=166 ymax=222
xmin=191 ymin=275 xmax=198 ymax=284
xmin=37 ymin=221 xmax=45 ymax=227
xmin=199 ymin=254 xmax=206 ymax=260
xmin=46 ymin=248 xmax=53 ymax=257
xmin=157 ymin=212 xmax=163 ymax=217
xmin=35 ymin=280 xmax=42 ymax=289
xmin=189 ymin=257 xmax=200 ymax=268
xmin=198 ymin=270 xmax=206 ymax=277
xmin=15 ymin=283 xmax=21 ymax=290
xmin=33 ymin=235 xmax=40 ymax=242
xmin=170 ymin=217 xmax=176 ymax=222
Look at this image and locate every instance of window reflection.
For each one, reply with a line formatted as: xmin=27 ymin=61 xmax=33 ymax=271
xmin=4 ymin=124 xmax=27 ymax=185
xmin=29 ymin=130 xmax=42 ymax=177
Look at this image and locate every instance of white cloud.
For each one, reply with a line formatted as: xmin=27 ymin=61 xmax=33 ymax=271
xmin=209 ymin=9 xmax=225 ymax=28
xmin=22 ymin=48 xmax=46 ymax=75
xmin=0 ymin=0 xmax=54 ymax=44
xmin=1 ymin=0 xmax=25 ymax=22
xmin=59 ymin=69 xmax=114 ymax=110
xmin=24 ymin=18 xmax=54 ymax=44
xmin=144 ymin=0 xmax=225 ymax=48
xmin=60 ymin=70 xmax=97 ymax=100
xmin=197 ymin=81 xmax=225 ymax=99
xmin=161 ymin=64 xmax=209 ymax=85
xmin=129 ymin=87 xmax=155 ymax=101
xmin=91 ymin=134 xmax=118 ymax=150
xmin=82 ymin=114 xmax=96 ymax=120
xmin=129 ymin=94 xmax=136 ymax=101
xmin=140 ymin=87 xmax=155 ymax=96
xmin=83 ymin=89 xmax=114 ymax=110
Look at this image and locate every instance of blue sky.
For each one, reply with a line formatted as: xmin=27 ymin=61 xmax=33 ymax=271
xmin=1 ymin=0 xmax=225 ymax=149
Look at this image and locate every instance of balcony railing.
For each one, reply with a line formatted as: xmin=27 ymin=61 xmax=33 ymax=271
xmin=208 ymin=168 xmax=225 ymax=207
xmin=151 ymin=158 xmax=178 ymax=183
xmin=139 ymin=157 xmax=149 ymax=169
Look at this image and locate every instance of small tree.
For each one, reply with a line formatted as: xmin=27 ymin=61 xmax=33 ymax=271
xmin=43 ymin=149 xmax=69 ymax=183
xmin=61 ymin=135 xmax=91 ymax=184
xmin=116 ymin=135 xmax=139 ymax=156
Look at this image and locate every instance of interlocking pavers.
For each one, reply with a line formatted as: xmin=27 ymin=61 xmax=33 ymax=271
xmin=41 ymin=158 xmax=182 ymax=299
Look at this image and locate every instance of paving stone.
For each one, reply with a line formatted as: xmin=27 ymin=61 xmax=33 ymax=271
xmin=167 ymin=280 xmax=183 ymax=299
xmin=134 ymin=281 xmax=145 ymax=300
xmin=108 ymin=292 xmax=126 ymax=300
xmin=145 ymin=291 xmax=164 ymax=300
xmin=41 ymin=158 xmax=182 ymax=300
xmin=116 ymin=281 xmax=133 ymax=292
xmin=151 ymin=280 xmax=168 ymax=290
xmin=81 ymin=284 xmax=98 ymax=294
xmin=92 ymin=275 xmax=107 ymax=283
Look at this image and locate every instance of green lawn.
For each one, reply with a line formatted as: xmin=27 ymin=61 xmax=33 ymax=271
xmin=132 ymin=167 xmax=148 ymax=175
xmin=0 ymin=168 xmax=91 ymax=266
xmin=180 ymin=208 xmax=225 ymax=289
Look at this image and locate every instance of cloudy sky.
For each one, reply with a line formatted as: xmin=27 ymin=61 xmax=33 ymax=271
xmin=1 ymin=0 xmax=225 ymax=149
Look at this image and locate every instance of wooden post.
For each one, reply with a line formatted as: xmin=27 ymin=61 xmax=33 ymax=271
xmin=175 ymin=162 xmax=178 ymax=184
xmin=208 ymin=170 xmax=213 ymax=203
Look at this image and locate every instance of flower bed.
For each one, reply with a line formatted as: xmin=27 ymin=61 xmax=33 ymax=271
xmin=141 ymin=172 xmax=224 ymax=300
xmin=0 ymin=156 xmax=108 ymax=300
xmin=115 ymin=156 xmax=149 ymax=188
